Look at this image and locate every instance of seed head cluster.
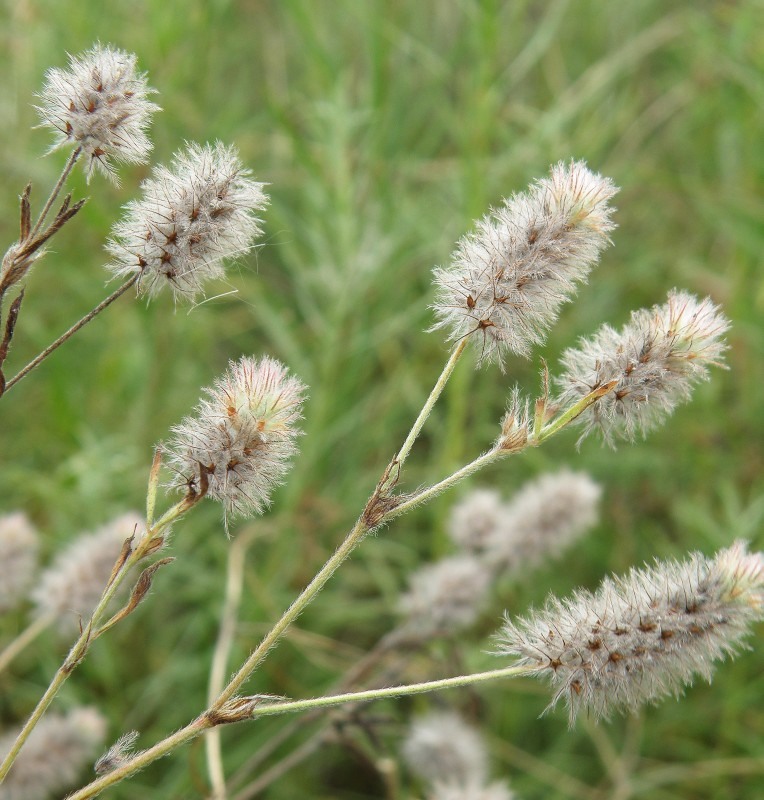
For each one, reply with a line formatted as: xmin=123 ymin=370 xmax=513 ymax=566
xmin=495 ymin=541 xmax=764 ymax=723
xmin=0 ymin=513 xmax=39 ymax=613
xmin=106 ymin=141 xmax=268 ymax=301
xmin=448 ymin=472 xmax=601 ymax=576
xmin=0 ymin=707 xmax=106 ymax=800
xmin=556 ymin=290 xmax=730 ymax=444
xmin=35 ymin=44 xmax=159 ymax=182
xmin=165 ymin=356 xmax=306 ymax=520
xmin=431 ymin=161 xmax=618 ymax=365
xmin=31 ymin=512 xmax=143 ymax=634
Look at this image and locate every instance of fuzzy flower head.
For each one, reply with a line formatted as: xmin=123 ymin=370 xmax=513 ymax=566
xmin=31 ymin=512 xmax=143 ymax=634
xmin=403 ymin=711 xmax=489 ymax=787
xmin=485 ymin=471 xmax=601 ymax=576
xmin=0 ymin=512 xmax=39 ymax=613
xmin=106 ymin=142 xmax=268 ymax=302
xmin=398 ymin=555 xmax=492 ymax=639
xmin=165 ymin=356 xmax=306 ymax=520
xmin=432 ymin=161 xmax=618 ymax=365
xmin=35 ymin=44 xmax=159 ymax=182
xmin=495 ymin=541 xmax=764 ymax=723
xmin=0 ymin=707 xmax=107 ymax=800
xmin=556 ymin=290 xmax=730 ymax=444
xmin=448 ymin=489 xmax=504 ymax=554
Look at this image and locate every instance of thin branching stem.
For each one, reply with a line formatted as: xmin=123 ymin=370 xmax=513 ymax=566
xmin=3 ymin=274 xmax=139 ymax=393
xmin=0 ymin=614 xmax=54 ymax=676
xmin=28 ymin=148 xmax=82 ymax=240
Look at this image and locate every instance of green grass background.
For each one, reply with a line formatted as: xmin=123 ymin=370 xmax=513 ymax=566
xmin=0 ymin=1 xmax=762 ymax=798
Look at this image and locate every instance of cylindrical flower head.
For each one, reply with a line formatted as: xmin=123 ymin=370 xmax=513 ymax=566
xmin=165 ymin=356 xmax=306 ymax=520
xmin=495 ymin=541 xmax=764 ymax=723
xmin=555 ymin=290 xmax=730 ymax=444
xmin=106 ymin=142 xmax=268 ymax=302
xmin=431 ymin=161 xmax=618 ymax=365
xmin=0 ymin=707 xmax=107 ymax=800
xmin=398 ymin=555 xmax=492 ymax=639
xmin=35 ymin=44 xmax=159 ymax=182
xmin=403 ymin=711 xmax=489 ymax=787
xmin=485 ymin=471 xmax=601 ymax=576
xmin=0 ymin=513 xmax=39 ymax=613
xmin=31 ymin=512 xmax=143 ymax=634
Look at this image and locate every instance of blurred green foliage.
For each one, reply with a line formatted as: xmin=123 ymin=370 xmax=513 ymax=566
xmin=0 ymin=1 xmax=762 ymax=798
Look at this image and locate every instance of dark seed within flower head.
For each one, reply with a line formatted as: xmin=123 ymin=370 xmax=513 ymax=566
xmin=556 ymin=290 xmax=730 ymax=444
xmin=495 ymin=541 xmax=763 ymax=723
xmin=36 ymin=43 xmax=160 ymax=182
xmin=166 ymin=356 xmax=306 ymax=520
xmin=431 ymin=161 xmax=618 ymax=365
xmin=106 ymin=142 xmax=268 ymax=302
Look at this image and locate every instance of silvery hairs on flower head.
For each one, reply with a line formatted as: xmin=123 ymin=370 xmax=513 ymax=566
xmin=431 ymin=161 xmax=618 ymax=366
xmin=397 ymin=554 xmax=492 ymax=639
xmin=403 ymin=710 xmax=489 ymax=787
xmin=0 ymin=707 xmax=107 ymax=800
xmin=495 ymin=541 xmax=763 ymax=724
xmin=0 ymin=512 xmax=39 ymax=613
xmin=30 ymin=512 xmax=143 ymax=635
xmin=556 ymin=290 xmax=730 ymax=445
xmin=35 ymin=44 xmax=160 ymax=182
xmin=106 ymin=141 xmax=268 ymax=302
xmin=165 ymin=356 xmax=307 ymax=522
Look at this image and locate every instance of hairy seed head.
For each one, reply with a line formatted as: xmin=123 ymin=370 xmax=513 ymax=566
xmin=431 ymin=161 xmax=618 ymax=366
xmin=35 ymin=44 xmax=159 ymax=182
xmin=556 ymin=290 xmax=730 ymax=444
xmin=495 ymin=541 xmax=764 ymax=723
xmin=106 ymin=141 xmax=268 ymax=301
xmin=165 ymin=356 xmax=306 ymax=520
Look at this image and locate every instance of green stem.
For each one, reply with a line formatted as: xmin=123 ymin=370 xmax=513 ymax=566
xmin=211 ymin=516 xmax=370 ymax=710
xmin=0 ymin=614 xmax=53 ymax=675
xmin=0 ymin=497 xmax=191 ymax=782
xmin=387 ymin=448 xmax=505 ymax=521
xmin=248 ymin=665 xmax=535 ymax=718
xmin=388 ymin=339 xmax=468 ymax=480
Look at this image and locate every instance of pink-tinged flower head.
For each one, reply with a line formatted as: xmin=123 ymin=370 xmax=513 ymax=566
xmin=431 ymin=161 xmax=618 ymax=365
xmin=165 ymin=356 xmax=306 ymax=520
xmin=36 ymin=44 xmax=160 ymax=182
xmin=556 ymin=290 xmax=730 ymax=444
xmin=495 ymin=541 xmax=764 ymax=723
xmin=106 ymin=141 xmax=268 ymax=301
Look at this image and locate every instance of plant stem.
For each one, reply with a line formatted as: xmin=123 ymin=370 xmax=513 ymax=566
xmin=0 ymin=614 xmax=53 ymax=675
xmin=387 ymin=339 xmax=468 ymax=481
xmin=211 ymin=516 xmax=371 ymax=711
xmin=28 ymin=148 xmax=82 ymax=240
xmin=3 ymin=275 xmax=139 ymax=393
xmin=387 ymin=448 xmax=505 ymax=521
xmin=249 ymin=665 xmax=534 ymax=718
xmin=206 ymin=531 xmax=257 ymax=800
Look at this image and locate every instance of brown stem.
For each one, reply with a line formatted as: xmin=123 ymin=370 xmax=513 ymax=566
xmin=2 ymin=275 xmax=138 ymax=395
